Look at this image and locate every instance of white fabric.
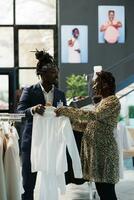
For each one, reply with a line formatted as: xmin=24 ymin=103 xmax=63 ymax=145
xmin=38 ymin=173 xmax=65 ymax=200
xmin=114 ymin=125 xmax=124 ymax=179
xmin=39 ymin=83 xmax=54 ymax=104
xmin=31 ymin=108 xmax=82 ymax=177
xmin=4 ymin=127 xmax=21 ymax=200
xmin=30 ymin=83 xmax=54 ymax=115
xmin=68 ymin=38 xmax=81 ymax=63
xmin=117 ymin=122 xmax=133 ymax=150
xmin=31 ymin=108 xmax=82 ymax=199
xmin=125 ymin=126 xmax=134 ymax=148
xmin=0 ymin=136 xmax=7 ymax=200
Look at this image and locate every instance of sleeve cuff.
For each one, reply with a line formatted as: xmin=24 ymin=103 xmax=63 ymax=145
xmin=30 ymin=108 xmax=34 ymax=116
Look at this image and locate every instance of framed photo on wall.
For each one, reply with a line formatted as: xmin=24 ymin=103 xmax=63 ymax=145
xmin=61 ymin=25 xmax=88 ymax=63
xmin=98 ymin=6 xmax=125 ymax=44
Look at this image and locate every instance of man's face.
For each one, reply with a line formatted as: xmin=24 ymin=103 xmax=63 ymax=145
xmin=108 ymin=11 xmax=115 ymax=22
xmin=73 ymin=29 xmax=79 ymax=38
xmin=41 ymin=68 xmax=59 ymax=86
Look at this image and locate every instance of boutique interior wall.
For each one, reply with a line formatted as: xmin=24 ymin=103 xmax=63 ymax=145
xmin=58 ymin=0 xmax=134 ymax=93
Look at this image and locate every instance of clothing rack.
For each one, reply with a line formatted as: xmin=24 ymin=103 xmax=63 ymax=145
xmin=0 ymin=113 xmax=25 ymax=121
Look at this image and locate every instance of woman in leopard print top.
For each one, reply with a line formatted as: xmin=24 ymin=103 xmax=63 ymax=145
xmin=55 ymin=71 xmax=120 ymax=200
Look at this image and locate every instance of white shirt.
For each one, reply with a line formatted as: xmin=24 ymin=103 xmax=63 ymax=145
xmin=31 ymin=108 xmax=82 ymax=178
xmin=39 ymin=83 xmax=54 ymax=104
xmin=31 ymin=83 xmax=54 ymax=115
xmin=31 ymin=108 xmax=82 ymax=199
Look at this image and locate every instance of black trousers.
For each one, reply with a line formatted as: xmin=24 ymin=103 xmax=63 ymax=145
xmin=21 ymin=152 xmax=37 ymax=200
xmin=95 ymin=182 xmax=117 ymax=200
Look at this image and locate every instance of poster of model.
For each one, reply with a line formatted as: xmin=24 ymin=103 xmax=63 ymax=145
xmin=61 ymin=25 xmax=88 ymax=63
xmin=98 ymin=6 xmax=125 ymax=44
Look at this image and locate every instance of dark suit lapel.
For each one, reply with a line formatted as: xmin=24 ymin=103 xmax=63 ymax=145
xmin=33 ymin=83 xmax=46 ymax=105
xmin=53 ymin=87 xmax=59 ymax=107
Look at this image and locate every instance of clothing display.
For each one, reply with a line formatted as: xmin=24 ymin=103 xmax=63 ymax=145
xmin=31 ymin=107 xmax=82 ymax=200
xmin=0 ymin=121 xmax=21 ymax=200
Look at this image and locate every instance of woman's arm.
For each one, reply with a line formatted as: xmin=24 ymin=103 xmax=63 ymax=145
xmin=55 ymin=96 xmax=120 ymax=122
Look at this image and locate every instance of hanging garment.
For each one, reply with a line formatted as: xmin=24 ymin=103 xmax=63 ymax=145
xmin=31 ymin=108 xmax=82 ymax=176
xmin=36 ymin=173 xmax=66 ymax=200
xmin=4 ymin=126 xmax=21 ymax=200
xmin=31 ymin=107 xmax=82 ymax=199
xmin=0 ymin=133 xmax=7 ymax=200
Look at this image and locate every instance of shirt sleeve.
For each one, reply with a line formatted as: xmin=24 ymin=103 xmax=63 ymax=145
xmin=63 ymin=117 xmax=83 ymax=178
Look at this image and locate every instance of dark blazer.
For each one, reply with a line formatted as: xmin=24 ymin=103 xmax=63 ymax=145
xmin=17 ymin=83 xmax=66 ymax=152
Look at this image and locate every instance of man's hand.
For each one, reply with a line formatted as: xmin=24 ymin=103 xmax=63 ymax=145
xmin=32 ymin=104 xmax=45 ymax=115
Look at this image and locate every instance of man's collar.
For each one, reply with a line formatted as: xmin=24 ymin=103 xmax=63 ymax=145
xmin=39 ymin=82 xmax=54 ymax=93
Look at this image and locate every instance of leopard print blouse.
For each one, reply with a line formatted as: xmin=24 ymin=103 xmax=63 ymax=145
xmin=57 ymin=95 xmax=121 ymax=184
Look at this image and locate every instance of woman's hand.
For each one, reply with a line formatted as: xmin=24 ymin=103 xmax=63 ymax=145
xmin=54 ymin=108 xmax=61 ymax=117
xmin=32 ymin=104 xmax=45 ymax=115
xmin=54 ymin=107 xmax=66 ymax=117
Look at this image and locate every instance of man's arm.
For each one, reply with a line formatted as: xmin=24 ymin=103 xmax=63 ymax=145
xmin=17 ymin=86 xmax=33 ymax=118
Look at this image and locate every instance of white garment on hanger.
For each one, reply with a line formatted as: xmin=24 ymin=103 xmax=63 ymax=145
xmin=0 ymin=136 xmax=7 ymax=200
xmin=31 ymin=108 xmax=82 ymax=200
xmin=31 ymin=109 xmax=82 ymax=177
xmin=38 ymin=173 xmax=65 ymax=200
xmin=4 ymin=126 xmax=21 ymax=200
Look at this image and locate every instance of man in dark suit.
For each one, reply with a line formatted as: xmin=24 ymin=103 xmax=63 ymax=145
xmin=17 ymin=50 xmax=66 ymax=200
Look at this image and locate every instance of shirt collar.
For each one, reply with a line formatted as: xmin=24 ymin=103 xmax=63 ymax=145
xmin=39 ymin=82 xmax=54 ymax=93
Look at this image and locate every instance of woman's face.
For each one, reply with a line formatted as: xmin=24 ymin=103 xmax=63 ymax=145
xmin=92 ymin=77 xmax=102 ymax=96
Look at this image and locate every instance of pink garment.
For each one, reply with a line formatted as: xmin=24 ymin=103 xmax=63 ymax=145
xmin=104 ymin=26 xmax=119 ymax=44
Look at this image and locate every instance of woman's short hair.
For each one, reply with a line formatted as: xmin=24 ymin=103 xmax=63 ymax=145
xmin=35 ymin=50 xmax=57 ymax=75
xmin=96 ymin=71 xmax=116 ymax=95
